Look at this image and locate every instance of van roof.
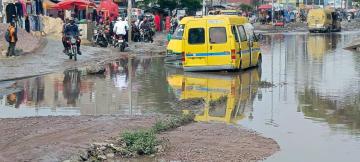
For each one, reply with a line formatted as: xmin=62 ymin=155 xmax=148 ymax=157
xmin=309 ymin=8 xmax=334 ymax=14
xmin=180 ymin=15 xmax=248 ymax=25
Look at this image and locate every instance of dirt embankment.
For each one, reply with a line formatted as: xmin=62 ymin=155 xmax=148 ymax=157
xmin=159 ymin=122 xmax=279 ymax=161
xmin=0 ymin=24 xmax=43 ymax=56
xmin=0 ymin=115 xmax=279 ymax=162
xmin=0 ymin=115 xmax=158 ymax=162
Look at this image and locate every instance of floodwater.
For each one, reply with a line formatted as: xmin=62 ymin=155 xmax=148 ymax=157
xmin=1 ymin=32 xmax=360 ymax=161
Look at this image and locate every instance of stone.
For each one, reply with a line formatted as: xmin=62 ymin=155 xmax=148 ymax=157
xmin=1 ymin=50 xmax=6 ymax=56
xmin=86 ymin=63 xmax=106 ymax=75
xmin=98 ymin=155 xmax=107 ymax=160
xmin=106 ymin=153 xmax=115 ymax=158
xmin=155 ymin=145 xmax=164 ymax=153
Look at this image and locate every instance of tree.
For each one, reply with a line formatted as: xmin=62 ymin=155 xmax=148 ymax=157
xmin=180 ymin=0 xmax=202 ymax=12
xmin=239 ymin=4 xmax=254 ymax=13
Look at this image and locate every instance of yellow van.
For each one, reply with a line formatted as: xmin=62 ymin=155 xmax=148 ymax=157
xmin=307 ymin=9 xmax=341 ymax=33
xmin=167 ymin=68 xmax=261 ymax=124
xmin=175 ymin=15 xmax=262 ymax=72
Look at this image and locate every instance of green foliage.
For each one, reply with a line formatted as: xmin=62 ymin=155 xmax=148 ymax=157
xmin=120 ymin=114 xmax=194 ymax=155
xmin=137 ymin=0 xmax=202 ymax=13
xmin=240 ymin=4 xmax=254 ymax=12
xmin=121 ymin=130 xmax=158 ymax=155
xmin=152 ymin=114 xmax=195 ymax=133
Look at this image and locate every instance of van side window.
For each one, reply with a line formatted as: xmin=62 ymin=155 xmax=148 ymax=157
xmin=231 ymin=26 xmax=239 ymax=42
xmin=237 ymin=25 xmax=247 ymax=42
xmin=188 ymin=28 xmax=205 ymax=44
xmin=209 ymin=27 xmax=227 ymax=44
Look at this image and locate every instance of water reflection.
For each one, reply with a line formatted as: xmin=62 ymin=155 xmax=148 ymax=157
xmin=307 ymin=35 xmax=334 ymax=60
xmin=0 ymin=57 xmax=175 ymax=118
xmin=167 ymin=68 xmax=261 ymax=124
xmin=299 ymin=87 xmax=360 ymax=133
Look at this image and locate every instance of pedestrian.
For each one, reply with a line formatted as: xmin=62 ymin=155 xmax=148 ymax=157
xmin=6 ymin=21 xmax=18 ymax=57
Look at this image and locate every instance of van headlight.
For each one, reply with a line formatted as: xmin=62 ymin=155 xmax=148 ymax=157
xmin=167 ymin=50 xmax=173 ymax=56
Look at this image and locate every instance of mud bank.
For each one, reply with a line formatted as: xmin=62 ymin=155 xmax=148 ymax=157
xmin=254 ymin=20 xmax=360 ymax=33
xmin=0 ymin=115 xmax=158 ymax=162
xmin=0 ymin=116 xmax=279 ymax=162
xmin=0 ymin=23 xmax=44 ymax=56
xmin=159 ymin=122 xmax=279 ymax=161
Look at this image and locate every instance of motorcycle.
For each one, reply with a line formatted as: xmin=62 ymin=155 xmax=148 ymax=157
xmin=66 ymin=35 xmax=80 ymax=61
xmin=131 ymin=25 xmax=141 ymax=42
xmin=113 ymin=34 xmax=127 ymax=52
xmin=140 ymin=28 xmax=153 ymax=43
xmin=92 ymin=27 xmax=108 ymax=47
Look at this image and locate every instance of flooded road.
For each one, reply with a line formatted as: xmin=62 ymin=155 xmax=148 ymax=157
xmin=1 ymin=32 xmax=360 ymax=161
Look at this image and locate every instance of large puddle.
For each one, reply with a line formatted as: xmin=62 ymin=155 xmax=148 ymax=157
xmin=1 ymin=32 xmax=360 ymax=161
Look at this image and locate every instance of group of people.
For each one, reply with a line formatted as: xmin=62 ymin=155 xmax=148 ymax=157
xmin=95 ymin=15 xmax=156 ymax=45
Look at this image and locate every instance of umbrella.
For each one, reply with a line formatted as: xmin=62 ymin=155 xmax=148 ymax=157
xmin=97 ymin=0 xmax=119 ymax=20
xmin=53 ymin=0 xmax=96 ymax=10
xmin=258 ymin=4 xmax=272 ymax=10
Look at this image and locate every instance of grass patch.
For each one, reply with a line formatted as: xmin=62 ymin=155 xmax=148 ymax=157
xmin=122 ymin=130 xmax=158 ymax=155
xmin=81 ymin=114 xmax=195 ymax=160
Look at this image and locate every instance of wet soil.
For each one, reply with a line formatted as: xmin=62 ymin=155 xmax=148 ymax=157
xmin=0 ymin=115 xmax=157 ymax=162
xmin=159 ymin=122 xmax=279 ymax=162
xmin=254 ymin=20 xmax=360 ymax=33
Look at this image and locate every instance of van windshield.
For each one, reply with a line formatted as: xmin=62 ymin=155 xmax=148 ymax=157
xmin=172 ymin=25 xmax=185 ymax=40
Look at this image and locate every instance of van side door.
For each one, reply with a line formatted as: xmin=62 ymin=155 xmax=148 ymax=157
xmin=237 ymin=25 xmax=251 ymax=68
xmin=207 ymin=20 xmax=231 ymax=66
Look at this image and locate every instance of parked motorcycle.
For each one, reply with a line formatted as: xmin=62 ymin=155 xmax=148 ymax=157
xmin=113 ymin=34 xmax=127 ymax=52
xmin=65 ymin=35 xmax=80 ymax=61
xmin=92 ymin=27 xmax=108 ymax=47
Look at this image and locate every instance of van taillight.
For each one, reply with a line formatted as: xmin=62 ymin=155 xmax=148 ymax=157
xmin=181 ymin=52 xmax=185 ymax=62
xmin=231 ymin=49 xmax=236 ymax=60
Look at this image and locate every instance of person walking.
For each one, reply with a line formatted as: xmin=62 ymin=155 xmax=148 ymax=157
xmin=6 ymin=21 xmax=17 ymax=57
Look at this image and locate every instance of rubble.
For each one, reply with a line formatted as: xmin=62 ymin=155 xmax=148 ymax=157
xmin=42 ymin=16 xmax=64 ymax=38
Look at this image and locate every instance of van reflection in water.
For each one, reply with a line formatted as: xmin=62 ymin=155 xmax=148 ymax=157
xmin=167 ymin=68 xmax=261 ymax=124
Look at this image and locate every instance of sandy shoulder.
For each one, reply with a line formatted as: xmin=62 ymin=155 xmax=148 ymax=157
xmin=0 ymin=115 xmax=158 ymax=162
xmin=159 ymin=122 xmax=279 ymax=162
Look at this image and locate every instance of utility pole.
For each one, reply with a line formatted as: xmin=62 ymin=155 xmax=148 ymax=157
xmin=271 ymin=0 xmax=274 ymax=25
xmin=203 ymin=0 xmax=206 ymax=16
xmin=127 ymin=0 xmax=132 ymax=42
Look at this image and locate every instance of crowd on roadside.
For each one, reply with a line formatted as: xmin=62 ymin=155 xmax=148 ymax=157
xmin=246 ymin=8 xmax=360 ymax=25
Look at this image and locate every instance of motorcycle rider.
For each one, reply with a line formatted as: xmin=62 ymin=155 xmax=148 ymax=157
xmin=113 ymin=17 xmax=129 ymax=42
xmin=63 ymin=17 xmax=81 ymax=55
xmin=139 ymin=17 xmax=154 ymax=43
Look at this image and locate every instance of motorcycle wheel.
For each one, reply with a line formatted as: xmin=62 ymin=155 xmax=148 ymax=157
xmin=120 ymin=44 xmax=125 ymax=52
xmin=72 ymin=47 xmax=77 ymax=61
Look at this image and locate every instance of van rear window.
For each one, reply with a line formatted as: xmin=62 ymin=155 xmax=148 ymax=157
xmin=188 ymin=28 xmax=205 ymax=44
xmin=209 ymin=27 xmax=227 ymax=44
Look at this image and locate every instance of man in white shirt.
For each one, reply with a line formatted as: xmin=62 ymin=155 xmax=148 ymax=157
xmin=113 ymin=17 xmax=128 ymax=36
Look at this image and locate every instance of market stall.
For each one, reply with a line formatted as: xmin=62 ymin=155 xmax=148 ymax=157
xmin=1 ymin=0 xmax=46 ymax=33
xmin=53 ymin=0 xmax=97 ymax=40
xmin=97 ymin=0 xmax=118 ymax=21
